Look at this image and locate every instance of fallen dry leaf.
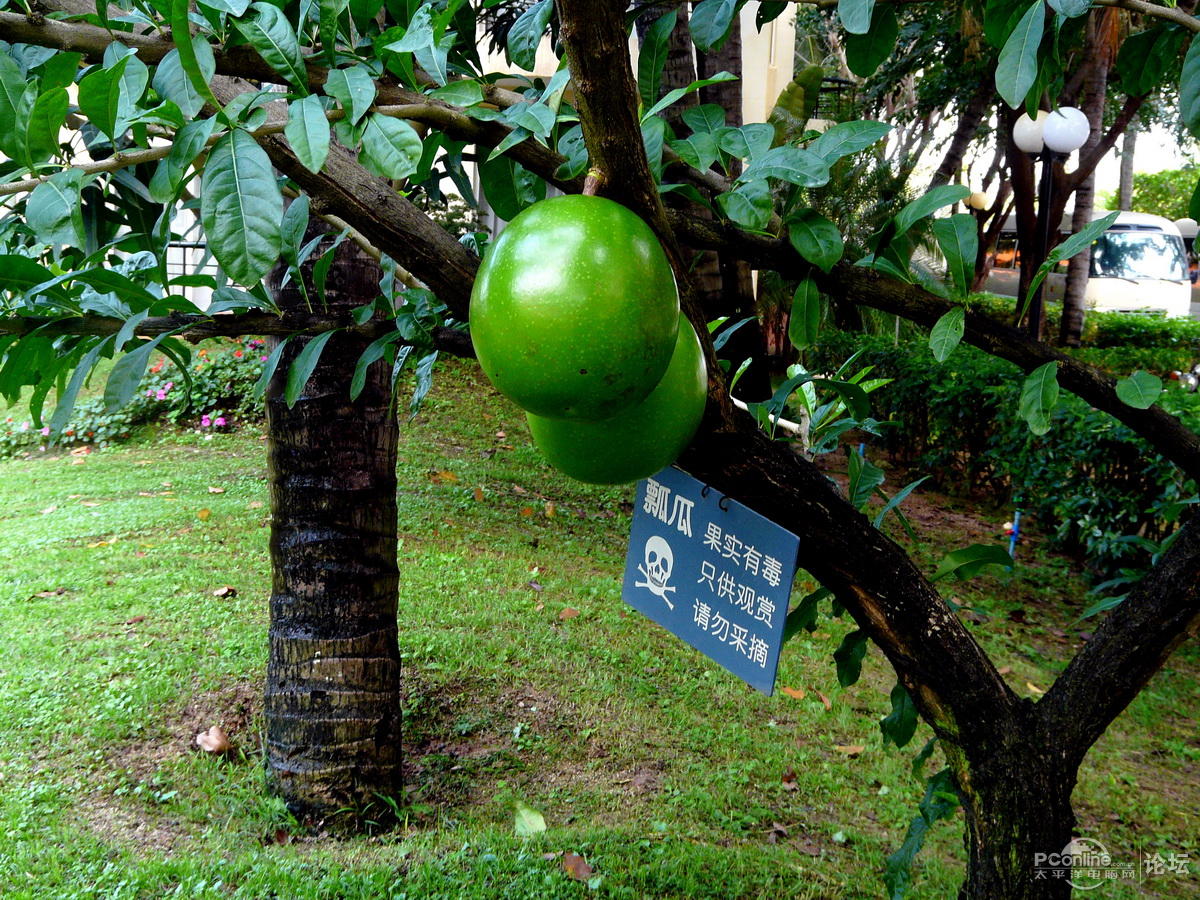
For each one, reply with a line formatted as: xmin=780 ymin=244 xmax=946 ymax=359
xmin=430 ymin=469 xmax=458 ymax=484
xmin=766 ymin=822 xmax=789 ymax=844
xmin=534 ymin=602 xmax=545 ymax=611
xmin=561 ymin=852 xmax=594 ymax=882
xmin=527 ymin=580 xmax=544 ymax=592
xmin=997 ymin=665 xmax=1013 ymax=676
xmin=70 ymin=446 xmax=90 ymax=457
xmin=125 ymin=615 xmax=146 ymax=625
xmin=544 ymin=502 xmax=556 ymax=517
xmin=212 ymin=586 xmax=237 ymax=598
xmin=834 ymin=744 xmax=866 ymax=756
xmin=86 ymin=541 xmax=110 ymax=548
xmin=40 ymin=506 xmax=56 ymax=514
xmin=512 ymin=484 xmax=527 ymax=494
xmin=815 ymin=690 xmax=832 ymax=711
xmin=195 ymin=725 xmax=231 ymax=754
xmin=197 ymin=508 xmax=211 ymax=521
xmin=519 ymin=506 xmax=534 ymax=517
xmin=782 ymin=686 xmax=806 ymax=700
xmin=541 ymin=851 xmax=562 ymax=861
xmin=558 ymin=607 xmax=580 ymax=621
xmin=80 ymin=501 xmax=101 ymax=508
xmin=1025 ymin=681 xmax=1045 ymax=695
xmin=207 ymin=486 xmax=226 ymax=494
xmin=495 ymin=431 xmax=507 ymax=439
xmin=248 ymin=500 xmax=264 ymax=509
xmin=474 ymin=486 xmax=485 ymax=502
xmin=781 ymin=768 xmax=798 ymax=791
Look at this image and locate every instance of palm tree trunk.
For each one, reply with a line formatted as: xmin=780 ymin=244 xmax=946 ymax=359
xmin=264 ymin=230 xmax=401 ymax=821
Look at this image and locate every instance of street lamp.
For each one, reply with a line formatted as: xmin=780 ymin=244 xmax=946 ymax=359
xmin=1012 ymin=107 xmax=1090 ymax=339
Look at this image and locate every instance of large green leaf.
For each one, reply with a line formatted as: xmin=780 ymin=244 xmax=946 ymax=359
xmin=746 ymin=145 xmax=829 ymax=187
xmin=808 ymin=120 xmax=891 ymax=162
xmin=931 ymin=213 xmax=978 ymax=299
xmin=479 ymin=155 xmax=545 ymax=221
xmin=1022 ymin=212 xmax=1119 ymax=315
xmin=894 ymin=185 xmax=970 ymax=237
xmin=837 ymin=0 xmax=874 ymax=35
xmin=235 ymin=2 xmax=309 ymax=93
xmin=359 ymin=113 xmax=423 ymax=179
xmin=0 ymin=52 xmax=30 ymax=160
xmin=49 ymin=337 xmax=114 ymax=438
xmin=1115 ymin=370 xmax=1163 ymax=409
xmin=690 ymin=0 xmax=739 ymax=51
xmin=285 ymin=95 xmax=331 ymax=173
xmin=642 ymin=72 xmax=737 ymax=122
xmin=104 ymin=334 xmax=169 ymax=413
xmin=928 ymin=306 xmax=965 ymax=363
xmin=845 ymin=5 xmax=898 ymax=76
xmin=833 ymin=629 xmax=868 ymax=687
xmin=716 ymin=180 xmax=772 ymax=230
xmin=285 ymin=330 xmax=339 ymax=407
xmin=149 ymin=117 xmax=218 ymax=203
xmin=931 ymin=543 xmax=1014 ymax=582
xmin=152 ymin=39 xmax=216 ymax=119
xmin=200 ymin=129 xmax=284 ymax=286
xmin=1181 ymin=37 xmax=1200 ymax=138
xmin=1018 ymin=361 xmax=1059 ymax=435
xmin=506 ymin=0 xmax=553 ymax=70
xmin=22 ymin=87 xmax=68 ymax=168
xmin=79 ymin=56 xmax=131 ymax=142
xmin=880 ymin=683 xmax=918 ymax=748
xmin=995 ymin=1 xmax=1044 ymax=109
xmin=26 ymin=169 xmax=86 ymax=247
xmin=788 ymin=209 xmax=843 ymax=272
xmin=169 ymin=0 xmax=224 ymax=118
xmin=324 ymin=65 xmax=376 ymax=124
xmin=638 ymin=9 xmax=677 ymax=108
xmin=788 ymin=277 xmax=821 ymax=350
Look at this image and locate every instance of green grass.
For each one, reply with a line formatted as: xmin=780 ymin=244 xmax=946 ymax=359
xmin=0 ymin=360 xmax=1195 ymax=899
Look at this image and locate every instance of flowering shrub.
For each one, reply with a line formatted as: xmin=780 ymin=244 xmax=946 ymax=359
xmin=0 ymin=337 xmax=268 ymax=458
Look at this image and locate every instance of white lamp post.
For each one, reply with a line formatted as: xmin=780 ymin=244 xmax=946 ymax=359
xmin=1012 ymin=107 xmax=1090 ymax=338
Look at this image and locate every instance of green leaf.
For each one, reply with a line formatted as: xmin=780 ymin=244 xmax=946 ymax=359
xmin=932 ymin=214 xmax=977 ymax=299
xmin=0 ymin=52 xmax=31 ymax=160
xmin=783 ymin=587 xmax=830 ymax=640
xmin=324 ymin=65 xmax=376 ymax=125
xmin=319 ymin=0 xmax=350 ymax=66
xmin=153 ymin=39 xmax=216 ymax=119
xmin=280 ymin=194 xmax=310 ymax=267
xmin=1023 ymin=212 xmax=1118 ymax=314
xmin=285 ymin=95 xmax=331 ymax=173
xmin=638 ymin=9 xmax=677 ymax=108
xmin=873 ymin=476 xmax=930 ymax=530
xmin=808 ymin=120 xmax=891 ymax=162
xmin=351 ymin=331 xmax=405 ymax=400
xmin=359 ymin=113 xmax=423 ymax=179
xmin=22 ymin=87 xmax=68 ymax=167
xmin=884 ymin=768 xmax=959 ymax=900
xmin=718 ymin=122 xmax=775 ymax=162
xmin=1182 ymin=37 xmax=1200 ymax=138
xmin=744 ymin=145 xmax=829 ymax=187
xmin=716 ymin=180 xmax=772 ymax=230
xmin=200 ymin=129 xmax=284 ymax=286
xmin=880 ymin=683 xmax=918 ymax=748
xmin=78 ymin=56 xmax=130 ymax=141
xmin=894 ymin=185 xmax=970 ymax=236
xmin=49 ymin=337 xmax=113 ymax=438
xmin=27 ymin=169 xmax=85 ymax=247
xmin=149 ymin=117 xmax=217 ymax=203
xmin=847 ymin=449 xmax=885 ymax=510
xmin=995 ymin=1 xmax=1044 ymax=109
xmin=513 ymin=801 xmax=546 ymax=837
xmin=252 ymin=337 xmax=291 ymax=399
xmin=837 ymin=0 xmax=874 ymax=35
xmin=168 ymin=0 xmax=224 ymax=119
xmin=845 ymin=5 xmax=898 ymax=77
xmin=507 ymin=0 xmax=553 ymax=70
xmin=833 ymin=629 xmax=868 ymax=687
xmin=788 ymin=210 xmax=843 ymax=272
xmin=682 ymin=104 xmax=726 ymax=135
xmin=928 ymin=306 xmax=965 ymax=363
xmin=285 ymin=330 xmax=339 ymax=407
xmin=1047 ymin=0 xmax=1089 ymax=17
xmin=788 ymin=278 xmax=821 ymax=350
xmin=479 ymin=156 xmax=545 ymax=221
xmin=931 ymin=543 xmax=1014 ymax=582
xmin=1115 ymin=370 xmax=1162 ymax=409
xmin=104 ymin=333 xmax=168 ymax=413
xmin=429 ymin=81 xmax=483 ymax=107
xmin=1018 ymin=360 xmax=1059 ymax=435
xmin=235 ymin=2 xmax=310 ymax=93
xmin=690 ymin=0 xmax=739 ymax=51
xmin=642 ymin=72 xmax=737 ymax=122
xmin=0 ymin=255 xmax=65 ymax=298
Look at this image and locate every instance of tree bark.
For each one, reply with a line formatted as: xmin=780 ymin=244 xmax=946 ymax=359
xmin=264 ymin=228 xmax=401 ymax=822
xmin=1118 ymin=120 xmax=1137 ymax=211
xmin=929 ymin=81 xmax=992 ymax=191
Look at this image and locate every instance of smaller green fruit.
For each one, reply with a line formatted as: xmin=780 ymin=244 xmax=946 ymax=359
xmin=526 ymin=315 xmax=707 ymax=484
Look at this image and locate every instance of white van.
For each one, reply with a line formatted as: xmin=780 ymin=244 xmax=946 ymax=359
xmin=985 ymin=210 xmax=1191 ymax=318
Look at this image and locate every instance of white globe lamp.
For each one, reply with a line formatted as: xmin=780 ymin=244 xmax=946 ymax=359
xmin=1042 ymin=107 xmax=1090 ymax=153
xmin=967 ymin=191 xmax=989 ymax=211
xmin=1012 ymin=111 xmax=1048 ymax=153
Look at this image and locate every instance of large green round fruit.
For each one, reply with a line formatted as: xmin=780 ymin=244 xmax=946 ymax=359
xmin=470 ymin=194 xmax=679 ymax=420
xmin=526 ymin=315 xmax=707 ymax=484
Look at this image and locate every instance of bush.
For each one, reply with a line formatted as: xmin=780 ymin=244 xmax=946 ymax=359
xmin=806 ymin=330 xmax=1199 ymax=578
xmin=0 ymin=337 xmax=267 ymax=458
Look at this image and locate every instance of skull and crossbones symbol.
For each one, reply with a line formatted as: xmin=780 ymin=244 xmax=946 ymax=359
xmin=635 ymin=536 xmax=676 ymax=609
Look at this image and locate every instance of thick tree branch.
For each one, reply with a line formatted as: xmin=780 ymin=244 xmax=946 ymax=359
xmin=1038 ymin=514 xmax=1200 ymax=760
xmin=1066 ymin=93 xmax=1148 ymax=192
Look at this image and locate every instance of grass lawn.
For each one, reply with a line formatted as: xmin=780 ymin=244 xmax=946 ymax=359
xmin=0 ymin=360 xmax=1195 ymax=899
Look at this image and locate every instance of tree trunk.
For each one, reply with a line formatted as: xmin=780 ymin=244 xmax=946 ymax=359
xmin=1117 ymin=121 xmax=1137 ymax=211
xmin=264 ymin=231 xmax=401 ymax=822
xmin=1060 ymin=17 xmax=1112 ymax=347
xmin=929 ymin=81 xmax=992 ymax=191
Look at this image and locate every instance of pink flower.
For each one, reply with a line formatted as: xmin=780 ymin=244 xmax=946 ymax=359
xmin=164 ymin=382 xmax=174 ymax=391
xmin=155 ymin=390 xmax=167 ymax=401
xmin=40 ymin=426 xmax=49 ymax=436
xmin=260 ymin=355 xmax=268 ymax=362
xmin=146 ymin=389 xmax=154 ymax=397
xmin=200 ymin=415 xmax=211 ymax=428
xmin=214 ymin=416 xmax=227 ymax=427
xmin=20 ymin=421 xmax=29 ymax=432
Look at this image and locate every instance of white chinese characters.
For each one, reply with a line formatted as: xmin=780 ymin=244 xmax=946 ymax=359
xmin=642 ymin=477 xmax=694 ymax=538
